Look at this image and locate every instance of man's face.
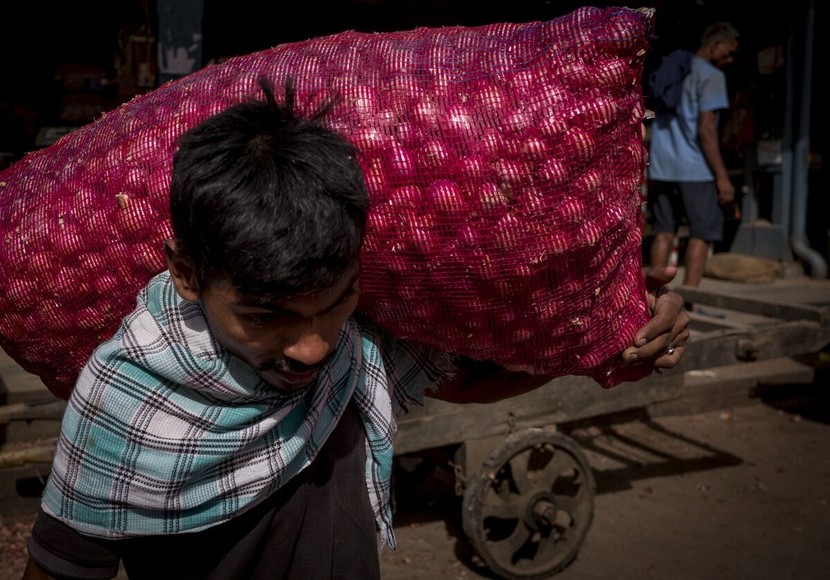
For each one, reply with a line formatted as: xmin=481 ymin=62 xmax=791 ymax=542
xmin=712 ymin=39 xmax=739 ymax=68
xmin=196 ymin=267 xmax=361 ymax=392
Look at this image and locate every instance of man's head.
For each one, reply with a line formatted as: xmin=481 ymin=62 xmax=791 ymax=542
xmin=699 ymin=21 xmax=740 ymax=68
xmin=165 ymin=77 xmax=369 ymax=391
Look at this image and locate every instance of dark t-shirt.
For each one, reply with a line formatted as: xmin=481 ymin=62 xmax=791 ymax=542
xmin=28 ymin=402 xmax=380 ymax=580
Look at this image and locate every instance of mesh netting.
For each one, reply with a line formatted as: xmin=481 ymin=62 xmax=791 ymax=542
xmin=0 ymin=6 xmax=656 ymax=400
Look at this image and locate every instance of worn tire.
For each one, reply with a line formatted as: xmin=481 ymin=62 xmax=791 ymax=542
xmin=461 ymin=428 xmax=595 ymax=579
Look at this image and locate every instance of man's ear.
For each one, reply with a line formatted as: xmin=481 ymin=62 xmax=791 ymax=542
xmin=164 ymin=239 xmax=200 ymax=302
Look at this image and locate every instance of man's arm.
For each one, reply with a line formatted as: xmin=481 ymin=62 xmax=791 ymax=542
xmin=698 ymin=109 xmax=735 ymax=205
xmin=428 ymin=266 xmax=691 ymax=404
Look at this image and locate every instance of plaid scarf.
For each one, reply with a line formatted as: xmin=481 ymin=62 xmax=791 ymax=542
xmin=41 ymin=271 xmax=455 ymax=549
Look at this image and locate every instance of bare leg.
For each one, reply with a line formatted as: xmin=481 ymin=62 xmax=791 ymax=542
xmin=683 ymin=237 xmax=710 ymax=287
xmin=650 ymin=232 xmax=674 ymax=268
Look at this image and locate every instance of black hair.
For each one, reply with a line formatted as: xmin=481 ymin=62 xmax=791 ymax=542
xmin=169 ymin=76 xmax=369 ymax=299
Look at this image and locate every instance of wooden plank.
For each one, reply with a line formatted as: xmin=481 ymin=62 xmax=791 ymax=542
xmin=673 ymin=320 xmax=830 ymax=370
xmin=676 ymin=285 xmax=830 ymax=324
xmin=0 ymin=349 xmax=53 ymax=405
xmin=394 ymin=372 xmax=685 ymax=455
xmin=0 ymin=400 xmax=67 ymax=424
xmin=649 ymin=357 xmax=815 ymax=417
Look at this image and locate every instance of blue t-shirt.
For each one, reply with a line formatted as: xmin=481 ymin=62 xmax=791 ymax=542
xmin=647 ymin=57 xmax=729 ymax=182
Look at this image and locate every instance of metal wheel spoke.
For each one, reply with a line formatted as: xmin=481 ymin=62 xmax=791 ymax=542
xmin=508 ymin=449 xmax=533 ymax=494
xmin=541 ymin=448 xmax=577 ymax=482
xmin=480 ymin=492 xmax=525 ymax=520
xmin=533 ymin=526 xmax=571 ymax=562
xmin=553 ymin=476 xmax=593 ymax=527
xmin=553 ymin=494 xmax=579 ymax=516
xmin=485 ymin=521 xmax=533 ymax=562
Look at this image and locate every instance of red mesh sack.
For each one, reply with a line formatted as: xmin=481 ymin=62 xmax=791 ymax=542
xmin=0 ymin=6 xmax=656 ymax=400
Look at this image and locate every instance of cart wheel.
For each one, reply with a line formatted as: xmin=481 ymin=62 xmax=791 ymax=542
xmin=461 ymin=428 xmax=595 ymax=579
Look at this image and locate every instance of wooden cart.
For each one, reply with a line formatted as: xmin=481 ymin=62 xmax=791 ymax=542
xmin=391 ymin=274 xmax=830 ymax=579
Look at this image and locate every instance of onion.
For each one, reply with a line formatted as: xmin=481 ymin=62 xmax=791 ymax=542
xmin=503 ymin=108 xmax=533 ymax=137
xmin=47 ymin=265 xmax=89 ymax=302
xmin=126 ymin=129 xmax=162 ymax=164
xmin=134 ymin=241 xmax=167 ymax=275
xmin=593 ymin=57 xmax=629 ymax=88
xmin=455 ymin=154 xmax=489 ymax=184
xmin=476 ymin=181 xmax=511 ymax=210
xmin=569 ymin=96 xmax=618 ymax=129
xmin=409 ymin=210 xmax=437 ymax=233
xmin=475 ymin=128 xmax=506 ymax=158
xmin=562 ymin=127 xmax=596 ymax=164
xmin=393 ymin=120 xmax=423 ymax=148
xmin=536 ymin=113 xmax=569 ymax=139
xmin=455 ymin=223 xmax=483 ymax=249
xmin=556 ymin=195 xmax=587 ymax=224
xmin=577 ymin=220 xmax=603 ymax=247
xmin=575 ymin=168 xmax=603 ymax=197
xmin=362 ymin=159 xmax=389 ymax=200
xmin=406 ymin=226 xmax=441 ymax=259
xmin=427 ymin=180 xmax=467 ymax=213
xmin=86 ymin=205 xmax=120 ymax=242
xmin=541 ymin=230 xmax=571 ymax=255
xmin=51 ymin=227 xmax=87 ymax=259
xmin=464 ymin=252 xmax=501 ymax=280
xmin=74 ymin=305 xmax=108 ymax=331
xmin=509 ymin=69 xmax=543 ymax=100
xmin=26 ymin=251 xmax=56 ymax=280
xmin=384 ymin=144 xmax=418 ymax=182
xmin=102 ymin=241 xmax=136 ymax=279
xmin=493 ymin=158 xmax=528 ymax=190
xmin=418 ymin=138 xmax=453 ymax=171
xmin=539 ymin=157 xmax=570 ymax=187
xmin=598 ymin=13 xmax=647 ymax=54
xmin=491 ymin=212 xmax=525 ymax=254
xmin=352 ymin=126 xmax=393 ymax=156
xmin=559 ymin=58 xmax=593 ymax=90
xmin=388 ymin=184 xmax=424 ymax=211
xmin=471 ymin=83 xmax=511 ymax=114
xmin=520 ymin=135 xmax=549 ymax=161
xmin=439 ymin=103 xmax=478 ymax=142
xmin=411 ymin=95 xmax=441 ymax=129
xmin=92 ymin=274 xmax=121 ymax=296
xmin=5 ymin=278 xmax=39 ymax=311
xmin=115 ymin=197 xmax=159 ymax=239
xmin=518 ymin=183 xmax=547 ymax=217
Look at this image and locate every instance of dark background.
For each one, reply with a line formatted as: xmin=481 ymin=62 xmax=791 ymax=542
xmin=0 ymin=1 xmax=820 ymax=146
xmin=0 ymin=1 xmax=817 ymax=129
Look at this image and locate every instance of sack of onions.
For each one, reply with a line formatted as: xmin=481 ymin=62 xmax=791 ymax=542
xmin=0 ymin=6 xmax=655 ymax=400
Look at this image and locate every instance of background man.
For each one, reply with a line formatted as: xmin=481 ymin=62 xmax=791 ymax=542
xmin=647 ymin=21 xmax=740 ymax=291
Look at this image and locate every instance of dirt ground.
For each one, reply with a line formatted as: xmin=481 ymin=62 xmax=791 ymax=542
xmin=2 ymin=373 xmax=828 ymax=580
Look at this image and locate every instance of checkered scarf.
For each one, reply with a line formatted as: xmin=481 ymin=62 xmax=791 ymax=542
xmin=41 ymin=271 xmax=455 ymax=549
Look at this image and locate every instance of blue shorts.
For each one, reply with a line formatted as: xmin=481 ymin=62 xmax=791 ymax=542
xmin=648 ymin=180 xmax=724 ymax=242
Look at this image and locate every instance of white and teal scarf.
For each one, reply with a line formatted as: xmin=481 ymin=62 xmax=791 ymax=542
xmin=41 ymin=271 xmax=455 ymax=549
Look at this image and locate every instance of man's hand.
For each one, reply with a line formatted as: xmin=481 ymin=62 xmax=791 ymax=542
xmin=716 ymin=174 xmax=736 ymax=205
xmin=430 ymin=266 xmax=692 ymax=404
xmin=622 ymin=265 xmax=691 ymax=370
